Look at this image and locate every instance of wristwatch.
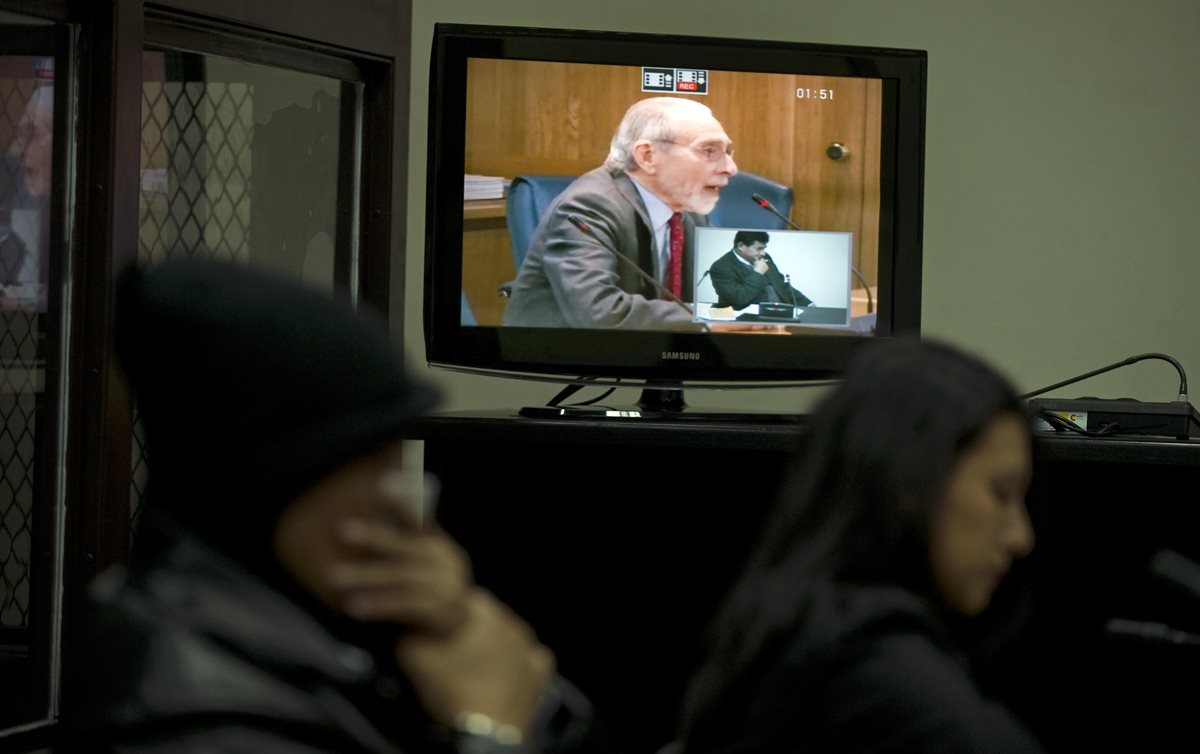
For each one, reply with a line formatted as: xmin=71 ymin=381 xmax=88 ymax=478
xmin=451 ymin=712 xmax=529 ymax=754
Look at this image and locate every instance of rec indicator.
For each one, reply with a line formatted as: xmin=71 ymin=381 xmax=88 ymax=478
xmin=642 ymin=67 xmax=709 ymax=95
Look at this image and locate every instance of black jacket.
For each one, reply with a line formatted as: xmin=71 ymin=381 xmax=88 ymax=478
xmin=707 ymin=250 xmax=812 ymax=310
xmin=69 ymin=519 xmax=600 ymax=754
xmin=679 ymin=584 xmax=1045 ymax=754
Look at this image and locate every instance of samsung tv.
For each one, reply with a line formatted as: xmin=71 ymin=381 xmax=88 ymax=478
xmin=424 ymin=23 xmax=926 ymax=416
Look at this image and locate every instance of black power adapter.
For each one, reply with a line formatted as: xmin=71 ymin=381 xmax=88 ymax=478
xmin=1028 ymin=397 xmax=1200 ymax=440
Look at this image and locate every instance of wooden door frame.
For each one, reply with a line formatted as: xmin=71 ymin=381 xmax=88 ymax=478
xmin=0 ymin=0 xmax=412 ymax=747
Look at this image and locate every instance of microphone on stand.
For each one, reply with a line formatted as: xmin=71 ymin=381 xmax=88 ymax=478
xmin=752 ymin=193 xmax=796 ymax=229
xmin=785 ymin=273 xmax=800 ymax=318
xmin=750 ymin=193 xmax=874 ymax=315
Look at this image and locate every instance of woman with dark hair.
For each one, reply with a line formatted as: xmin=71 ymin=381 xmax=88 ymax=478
xmin=676 ymin=338 xmax=1044 ymax=753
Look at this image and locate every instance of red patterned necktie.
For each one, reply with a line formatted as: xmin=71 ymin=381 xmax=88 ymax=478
xmin=666 ymin=212 xmax=683 ymax=298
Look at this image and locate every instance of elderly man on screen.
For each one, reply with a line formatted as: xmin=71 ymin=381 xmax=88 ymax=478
xmin=503 ymin=97 xmax=737 ymax=330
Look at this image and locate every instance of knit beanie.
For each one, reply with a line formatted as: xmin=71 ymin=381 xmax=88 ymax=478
xmin=114 ymin=259 xmax=439 ymax=562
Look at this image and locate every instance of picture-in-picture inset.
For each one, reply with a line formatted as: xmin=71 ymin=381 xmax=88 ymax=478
xmin=692 ymin=227 xmax=852 ymax=327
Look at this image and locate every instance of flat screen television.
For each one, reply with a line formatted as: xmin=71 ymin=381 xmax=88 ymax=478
xmin=423 ymin=23 xmax=927 ymax=416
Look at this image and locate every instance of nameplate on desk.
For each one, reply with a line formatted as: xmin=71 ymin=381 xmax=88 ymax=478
xmin=758 ymin=303 xmax=797 ymax=319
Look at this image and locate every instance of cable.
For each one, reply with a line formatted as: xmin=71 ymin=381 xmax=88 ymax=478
xmin=546 ymin=380 xmax=588 ymax=407
xmin=545 ymin=377 xmax=620 ymax=408
xmin=568 ymin=387 xmax=618 ymax=406
xmin=1036 ymin=410 xmax=1120 ymax=438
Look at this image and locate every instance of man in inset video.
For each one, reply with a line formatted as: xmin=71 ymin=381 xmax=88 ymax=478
xmin=503 ymin=97 xmax=737 ymax=330
xmin=707 ymin=230 xmax=812 ymax=311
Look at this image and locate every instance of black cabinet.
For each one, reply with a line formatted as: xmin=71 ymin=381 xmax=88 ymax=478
xmin=419 ymin=413 xmax=1200 ymax=752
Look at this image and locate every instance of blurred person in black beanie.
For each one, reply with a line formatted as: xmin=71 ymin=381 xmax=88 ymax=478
xmin=67 ymin=260 xmax=602 ymax=754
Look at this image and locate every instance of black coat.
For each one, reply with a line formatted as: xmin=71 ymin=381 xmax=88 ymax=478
xmin=707 ymin=250 xmax=812 ymax=310
xmin=679 ymin=584 xmax=1045 ymax=754
xmin=69 ymin=516 xmax=600 ymax=753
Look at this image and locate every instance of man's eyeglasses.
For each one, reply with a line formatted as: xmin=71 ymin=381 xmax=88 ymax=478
xmin=656 ymin=139 xmax=735 ymax=163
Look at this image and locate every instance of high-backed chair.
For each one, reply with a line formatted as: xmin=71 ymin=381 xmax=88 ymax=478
xmin=461 ymin=290 xmax=476 ymax=325
xmin=506 ymin=175 xmax=575 ymax=274
xmin=499 ymin=175 xmax=574 ymax=299
xmin=707 ymin=171 xmax=795 ymax=229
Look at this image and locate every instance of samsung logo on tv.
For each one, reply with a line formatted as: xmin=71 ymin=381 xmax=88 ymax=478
xmin=661 ymin=351 xmax=701 ymax=361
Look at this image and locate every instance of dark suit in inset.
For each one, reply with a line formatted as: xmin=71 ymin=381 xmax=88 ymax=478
xmin=708 ymin=249 xmax=812 ymax=310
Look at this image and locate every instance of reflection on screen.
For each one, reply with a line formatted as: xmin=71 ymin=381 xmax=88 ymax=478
xmin=2 ymin=64 xmax=52 ymax=312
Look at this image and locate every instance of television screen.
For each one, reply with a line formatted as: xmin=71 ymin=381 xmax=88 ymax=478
xmin=424 ymin=23 xmax=926 ymax=389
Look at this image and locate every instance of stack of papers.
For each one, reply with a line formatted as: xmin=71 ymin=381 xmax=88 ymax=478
xmin=464 ymin=174 xmax=510 ymax=201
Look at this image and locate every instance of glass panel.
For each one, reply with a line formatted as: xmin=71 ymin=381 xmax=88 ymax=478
xmin=0 ymin=13 xmax=66 ymax=730
xmin=133 ymin=50 xmax=360 ymax=522
xmin=139 ymin=50 xmax=353 ymax=284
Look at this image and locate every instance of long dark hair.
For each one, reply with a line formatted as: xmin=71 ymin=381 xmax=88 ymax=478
xmin=678 ymin=337 xmax=1028 ymax=742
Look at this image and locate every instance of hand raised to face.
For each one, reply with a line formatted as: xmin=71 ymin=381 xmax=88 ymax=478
xmin=275 ymin=443 xmax=472 ymax=636
xmin=329 ymin=511 xmax=472 ymax=636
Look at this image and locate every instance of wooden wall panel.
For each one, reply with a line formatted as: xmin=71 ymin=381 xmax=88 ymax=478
xmin=703 ymin=70 xmax=798 ymax=184
xmin=861 ymin=79 xmax=882 ymax=283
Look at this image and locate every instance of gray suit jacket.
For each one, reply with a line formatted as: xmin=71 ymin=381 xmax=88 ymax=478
xmin=503 ymin=167 xmax=704 ymax=330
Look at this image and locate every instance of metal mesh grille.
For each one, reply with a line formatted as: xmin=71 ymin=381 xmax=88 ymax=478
xmin=139 ymin=80 xmax=253 ymax=266
xmin=1 ymin=74 xmax=44 ymax=630
xmin=0 ymin=336 xmax=37 ymax=628
xmin=131 ymin=78 xmax=255 ymax=523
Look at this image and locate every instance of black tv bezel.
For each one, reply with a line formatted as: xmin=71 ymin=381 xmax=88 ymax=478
xmin=424 ymin=23 xmax=926 ymax=387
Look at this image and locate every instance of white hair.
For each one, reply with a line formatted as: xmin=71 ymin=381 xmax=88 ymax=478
xmin=603 ymin=97 xmax=714 ymax=174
